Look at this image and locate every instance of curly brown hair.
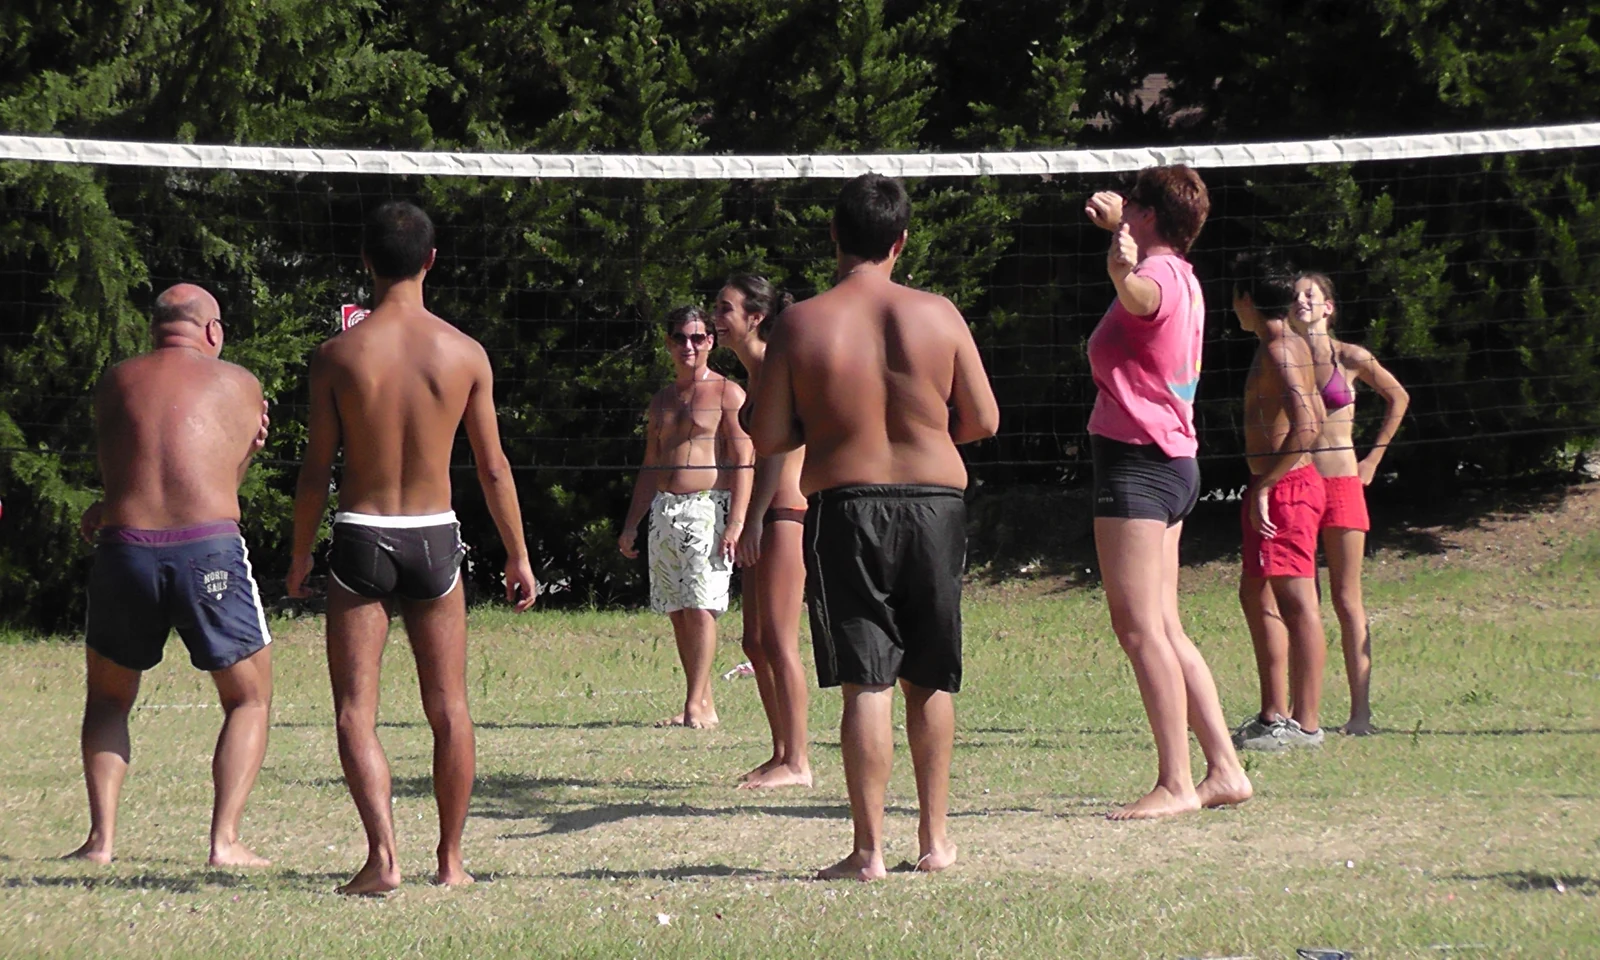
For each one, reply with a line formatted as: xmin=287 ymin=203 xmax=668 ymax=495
xmin=1126 ymin=164 xmax=1209 ymax=254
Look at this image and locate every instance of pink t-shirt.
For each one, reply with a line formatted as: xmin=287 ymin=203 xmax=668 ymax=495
xmin=1086 ymin=254 xmax=1204 ymax=459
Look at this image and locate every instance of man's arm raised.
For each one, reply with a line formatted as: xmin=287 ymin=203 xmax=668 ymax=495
xmin=463 ymin=344 xmax=537 ymax=611
xmin=947 ymin=306 xmax=1000 ymax=445
xmin=288 ymin=347 xmax=341 ymax=598
xmin=749 ymin=316 xmax=803 ymax=458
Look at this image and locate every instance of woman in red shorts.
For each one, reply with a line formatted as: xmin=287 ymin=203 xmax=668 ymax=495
xmin=1292 ymin=272 xmax=1409 ymax=735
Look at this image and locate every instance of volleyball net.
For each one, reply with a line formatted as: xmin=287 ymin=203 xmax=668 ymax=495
xmin=1 ymin=122 xmax=1597 ymax=601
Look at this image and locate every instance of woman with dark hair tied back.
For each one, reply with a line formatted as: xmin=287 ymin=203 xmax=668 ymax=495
xmin=1083 ymin=165 xmax=1252 ymax=818
xmin=1290 ymin=271 xmax=1409 ymax=736
xmin=713 ymin=274 xmax=813 ymax=789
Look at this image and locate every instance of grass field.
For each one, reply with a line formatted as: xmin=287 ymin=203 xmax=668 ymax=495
xmin=2 ymin=487 xmax=1598 ymax=959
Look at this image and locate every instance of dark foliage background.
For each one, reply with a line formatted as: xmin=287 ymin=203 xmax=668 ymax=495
xmin=2 ymin=0 xmax=1597 ymax=627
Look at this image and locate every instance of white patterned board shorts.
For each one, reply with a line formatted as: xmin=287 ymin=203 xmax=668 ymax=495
xmin=649 ymin=489 xmax=733 ymax=615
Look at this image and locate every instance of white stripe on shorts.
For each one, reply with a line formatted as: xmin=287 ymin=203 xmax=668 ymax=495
xmin=332 ymin=510 xmax=458 ymax=528
xmin=237 ymin=535 xmax=273 ymax=647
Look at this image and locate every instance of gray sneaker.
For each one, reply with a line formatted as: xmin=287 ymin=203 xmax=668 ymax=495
xmin=1239 ymin=717 xmax=1325 ymax=752
xmin=1231 ymin=714 xmax=1279 ymax=748
xmin=1282 ymin=719 xmax=1325 ymax=749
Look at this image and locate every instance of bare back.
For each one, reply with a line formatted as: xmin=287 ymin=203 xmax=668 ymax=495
xmin=1244 ymin=331 xmax=1324 ymax=475
xmin=778 ymin=275 xmax=971 ymax=495
xmin=97 ymin=349 xmax=263 ymax=528
xmin=315 ymin=305 xmax=488 ymax=515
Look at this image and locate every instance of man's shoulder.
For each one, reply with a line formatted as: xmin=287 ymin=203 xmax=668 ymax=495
xmin=707 ymin=374 xmax=746 ymax=404
xmin=215 ymin=357 xmax=261 ymax=386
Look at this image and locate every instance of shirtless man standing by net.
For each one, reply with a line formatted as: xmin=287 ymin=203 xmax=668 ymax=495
xmin=288 ymin=201 xmax=538 ymax=895
xmin=70 ymin=283 xmax=273 ymax=868
xmin=619 ymin=305 xmax=754 ymax=730
xmin=1230 ymin=256 xmax=1329 ymax=752
xmin=750 ymin=174 xmax=999 ymax=881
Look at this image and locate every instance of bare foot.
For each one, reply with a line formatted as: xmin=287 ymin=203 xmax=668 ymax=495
xmin=1338 ymin=718 xmax=1375 ymax=736
xmin=432 ymin=867 xmax=475 ymax=887
xmin=336 ymin=858 xmax=402 ymax=897
xmin=656 ymin=710 xmax=719 ymax=729
xmin=209 ymin=842 xmax=271 ymax=868
xmin=63 ymin=841 xmax=112 ymax=864
xmin=1106 ymin=784 xmax=1201 ymax=821
xmin=816 ymin=851 xmax=886 ymax=882
xmin=1195 ymin=769 xmax=1254 ymax=809
xmin=914 ymin=844 xmax=958 ymax=873
xmin=737 ymin=764 xmax=813 ymax=790
xmin=739 ymin=755 xmax=783 ymax=782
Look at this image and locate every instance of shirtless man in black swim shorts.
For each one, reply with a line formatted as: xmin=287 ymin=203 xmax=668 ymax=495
xmin=288 ymin=201 xmax=538 ymax=895
xmin=749 ymin=174 xmax=1000 ymax=881
xmin=69 ymin=283 xmax=273 ymax=868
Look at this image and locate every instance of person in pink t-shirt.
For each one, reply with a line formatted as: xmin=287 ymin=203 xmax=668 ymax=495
xmin=1083 ymin=165 xmax=1251 ymax=820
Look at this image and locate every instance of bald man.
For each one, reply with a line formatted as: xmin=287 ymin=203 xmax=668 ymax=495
xmin=69 ymin=284 xmax=274 ymax=867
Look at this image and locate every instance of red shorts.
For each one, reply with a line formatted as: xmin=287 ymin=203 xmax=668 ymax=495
xmin=1241 ymin=464 xmax=1326 ymax=579
xmin=1320 ymin=475 xmax=1370 ymax=531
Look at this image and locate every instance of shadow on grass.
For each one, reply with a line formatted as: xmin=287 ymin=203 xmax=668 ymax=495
xmin=497 ymin=794 xmax=1047 ymax=837
xmin=1409 ymin=727 xmax=1600 ymax=737
xmin=497 ymin=800 xmax=925 ymax=837
xmin=1449 ymin=871 xmax=1598 ymax=894
xmin=286 ymin=773 xmax=693 ymax=795
xmin=556 ymin=864 xmax=781 ymax=881
xmin=3 ymin=870 xmax=250 ymax=893
xmin=273 ymin=719 xmax=653 ymax=732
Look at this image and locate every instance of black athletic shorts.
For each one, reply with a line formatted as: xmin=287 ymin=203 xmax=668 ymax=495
xmin=1091 ymin=435 xmax=1201 ymax=526
xmin=329 ymin=511 xmax=464 ymax=601
xmin=803 ymin=484 xmax=966 ymax=693
xmin=86 ymin=521 xmax=272 ymax=672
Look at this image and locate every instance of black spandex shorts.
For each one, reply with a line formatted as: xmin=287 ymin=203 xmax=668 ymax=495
xmin=329 ymin=511 xmax=464 ymax=601
xmin=803 ymin=484 xmax=966 ymax=693
xmin=86 ymin=521 xmax=272 ymax=672
xmin=1092 ymin=435 xmax=1201 ymax=526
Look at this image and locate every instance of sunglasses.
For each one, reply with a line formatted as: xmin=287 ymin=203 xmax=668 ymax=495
xmin=669 ymin=332 xmax=713 ymax=347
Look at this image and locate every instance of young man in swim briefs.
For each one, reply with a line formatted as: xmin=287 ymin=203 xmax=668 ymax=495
xmin=289 ymin=201 xmax=538 ymax=895
xmin=619 ymin=305 xmax=754 ymax=730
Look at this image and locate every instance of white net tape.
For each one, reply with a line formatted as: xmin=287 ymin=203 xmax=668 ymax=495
xmin=3 ymin=123 xmax=1598 ymax=179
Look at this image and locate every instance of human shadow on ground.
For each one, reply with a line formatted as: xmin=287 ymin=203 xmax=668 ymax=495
xmin=496 ymin=800 xmax=877 ymax=837
xmin=1447 ymin=871 xmax=1597 ymax=894
xmin=495 ymin=792 xmax=1047 ymax=838
xmin=2 ymin=870 xmax=251 ymax=893
xmin=1408 ymin=727 xmax=1600 ymax=737
xmin=272 ymin=719 xmax=653 ymax=732
xmin=554 ymin=864 xmax=782 ymax=881
xmin=283 ymin=773 xmax=692 ymax=796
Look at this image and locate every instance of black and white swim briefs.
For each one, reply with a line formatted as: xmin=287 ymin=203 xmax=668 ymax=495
xmin=329 ymin=510 xmax=465 ymax=602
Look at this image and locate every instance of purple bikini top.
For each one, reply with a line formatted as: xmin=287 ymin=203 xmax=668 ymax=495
xmin=1319 ymin=369 xmax=1355 ymax=411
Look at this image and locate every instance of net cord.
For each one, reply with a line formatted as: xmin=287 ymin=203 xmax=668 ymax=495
xmin=2 ymin=123 xmax=1598 ymax=179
